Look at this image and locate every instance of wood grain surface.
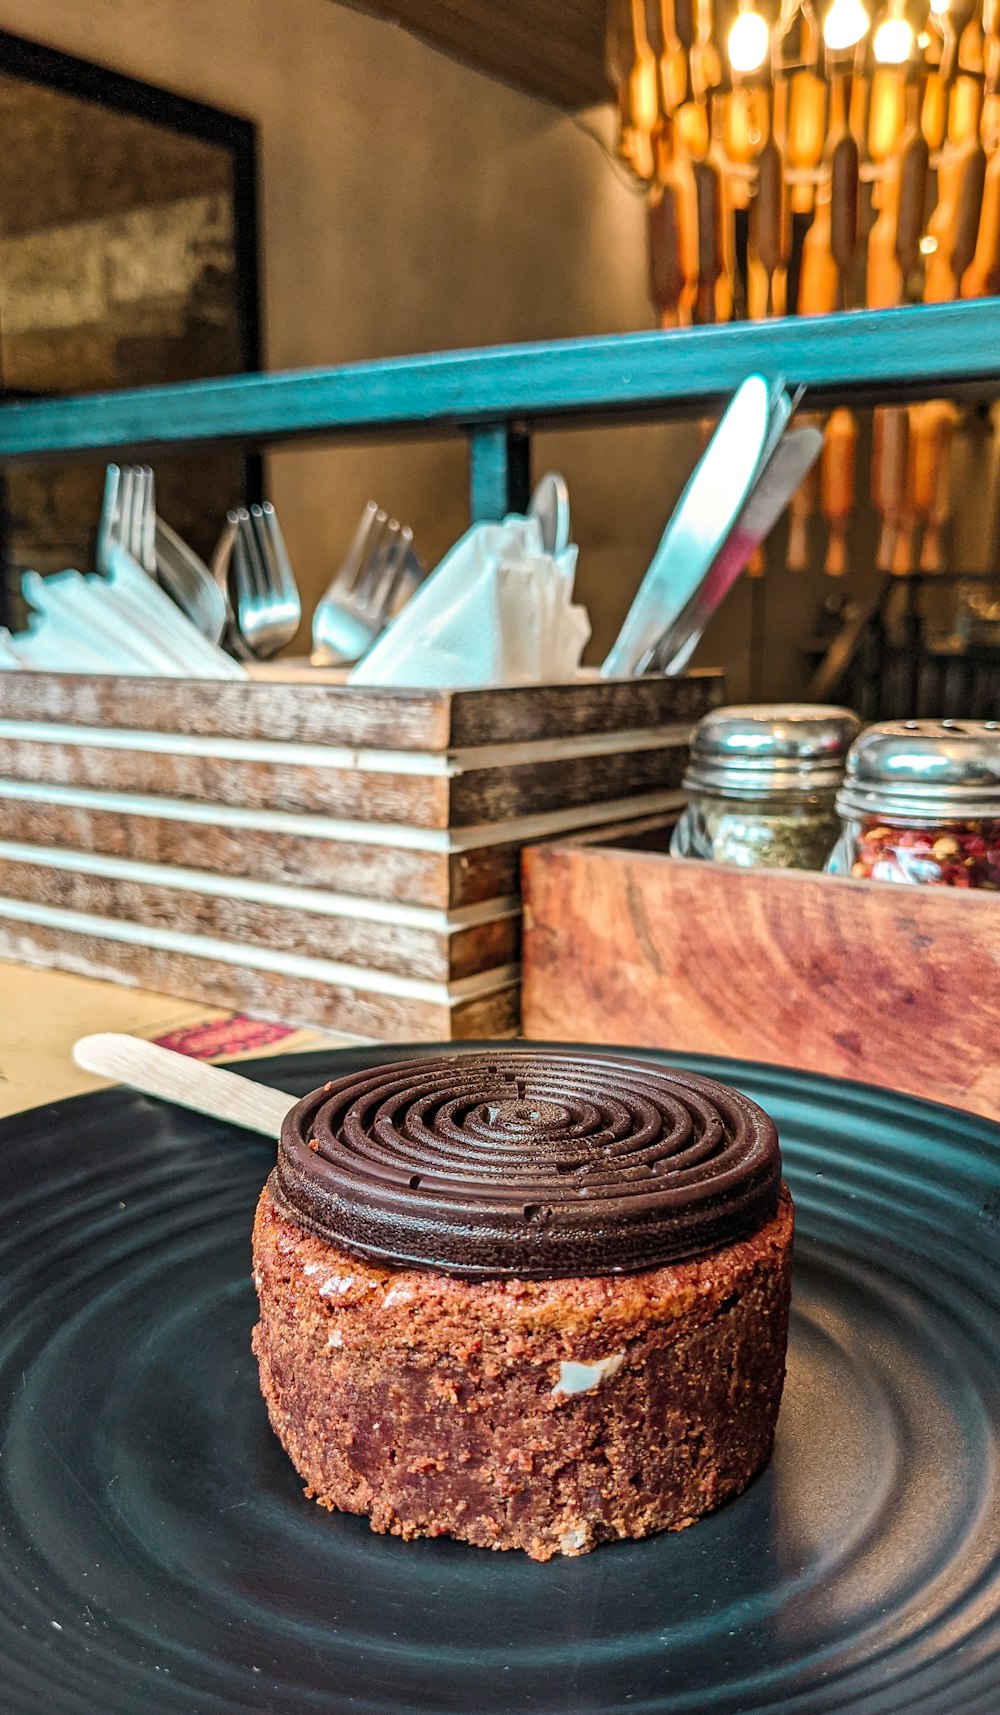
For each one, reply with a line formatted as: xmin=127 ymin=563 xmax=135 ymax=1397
xmin=521 ymin=847 xmax=1000 ymax=1122
xmin=0 ymin=672 xmax=721 ymax=750
xmin=0 ymin=734 xmax=689 ymax=827
xmin=337 ymin=0 xmax=609 ymax=108
xmin=447 ymin=674 xmax=722 ymax=746
xmin=0 ymin=678 xmax=453 ymax=750
xmin=0 ymin=919 xmax=520 ymax=1041
xmin=0 ymin=792 xmax=685 ymax=907
xmin=0 ymin=795 xmax=461 ymax=904
xmin=0 ymin=860 xmax=519 ymax=982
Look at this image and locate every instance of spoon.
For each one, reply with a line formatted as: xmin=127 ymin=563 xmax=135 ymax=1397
xmin=527 ymin=471 xmax=571 ymax=556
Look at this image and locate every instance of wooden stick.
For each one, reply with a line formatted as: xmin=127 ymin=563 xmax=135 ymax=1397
xmin=72 ymin=1032 xmax=293 ymax=1136
xmin=786 ymin=460 xmax=820 ymax=571
xmin=821 ymin=407 xmax=857 ymax=576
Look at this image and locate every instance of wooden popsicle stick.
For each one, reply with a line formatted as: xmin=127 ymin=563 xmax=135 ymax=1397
xmin=799 ymin=189 xmax=839 ymax=314
xmin=629 ymin=0 xmax=661 ymax=135
xmin=826 ymin=69 xmax=860 ymax=311
xmin=867 ymin=173 xmax=902 ymax=308
xmin=895 ymin=86 xmax=931 ymax=299
xmin=633 ymin=127 xmax=657 ymax=180
xmin=648 ymin=181 xmax=684 ymax=325
xmin=922 ymin=71 xmax=948 ymax=153
xmin=657 ymin=0 xmax=688 ymax=112
xmin=910 ymin=401 xmax=952 ymax=519
xmin=877 ymin=407 xmax=911 ymax=575
xmin=72 ymin=1031 xmax=293 ymax=1136
xmin=908 ymin=401 xmax=933 ymax=570
xmin=752 ymin=126 xmax=790 ymax=318
xmin=710 ymin=96 xmax=739 ymax=320
xmin=951 ymin=70 xmax=985 ymax=150
xmin=693 ymin=149 xmax=725 ymax=322
xmin=830 ymin=136 xmax=860 ymax=309
xmin=891 ymin=520 xmax=913 ymax=576
xmin=786 ymin=457 xmax=821 ymax=571
xmin=690 ymin=0 xmax=722 ymax=105
xmin=821 ymin=407 xmax=857 ymax=576
xmin=787 ymin=70 xmax=827 ymax=213
xmin=962 ymin=137 xmax=1000 ymax=295
xmin=849 ymin=60 xmax=869 ymax=157
xmin=952 ymin=135 xmax=988 ymax=293
xmin=868 ymin=65 xmax=906 ymax=169
xmin=925 ymin=150 xmax=962 ymax=302
xmin=919 ymin=404 xmax=958 ymax=572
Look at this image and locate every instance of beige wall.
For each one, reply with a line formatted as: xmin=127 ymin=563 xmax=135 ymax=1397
xmin=0 ymin=0 xmax=709 ymax=664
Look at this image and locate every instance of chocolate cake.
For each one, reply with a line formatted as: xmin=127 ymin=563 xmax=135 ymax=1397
xmin=252 ymin=1051 xmax=793 ymax=1560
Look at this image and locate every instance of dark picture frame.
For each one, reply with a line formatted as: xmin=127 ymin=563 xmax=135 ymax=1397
xmin=0 ymin=27 xmax=262 ymax=625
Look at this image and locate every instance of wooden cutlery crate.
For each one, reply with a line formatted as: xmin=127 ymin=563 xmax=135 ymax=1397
xmin=0 ymin=669 xmax=721 ymax=1040
xmin=521 ymin=839 xmax=1000 ymax=1123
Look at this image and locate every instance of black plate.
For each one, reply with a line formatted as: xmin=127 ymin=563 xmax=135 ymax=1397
xmin=1 ymin=1042 xmax=998 ymax=1715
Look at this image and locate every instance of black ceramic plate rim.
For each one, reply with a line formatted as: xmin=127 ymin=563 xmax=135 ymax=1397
xmin=1 ymin=1039 xmax=998 ymax=1715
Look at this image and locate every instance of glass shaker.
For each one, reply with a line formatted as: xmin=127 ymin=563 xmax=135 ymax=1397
xmin=671 ymin=704 xmax=861 ymax=870
xmin=826 ymin=719 xmax=1000 ymax=888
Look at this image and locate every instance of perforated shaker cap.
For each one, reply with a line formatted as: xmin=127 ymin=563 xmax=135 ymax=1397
xmin=683 ymin=704 xmax=861 ymax=797
xmin=836 ymin=719 xmax=1000 ymax=820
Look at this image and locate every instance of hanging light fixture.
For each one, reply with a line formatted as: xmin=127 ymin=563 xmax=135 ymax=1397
xmin=873 ymin=0 xmax=915 ymax=62
xmin=608 ymin=0 xmax=998 ymax=323
xmin=822 ymin=0 xmax=871 ymax=51
xmin=728 ymin=0 xmax=771 ymax=73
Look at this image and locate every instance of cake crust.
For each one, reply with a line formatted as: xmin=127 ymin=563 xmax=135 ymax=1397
xmin=252 ymin=1182 xmax=793 ymax=1560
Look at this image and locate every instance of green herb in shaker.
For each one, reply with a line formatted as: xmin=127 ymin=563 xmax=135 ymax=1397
xmin=672 ymin=703 xmax=860 ymax=870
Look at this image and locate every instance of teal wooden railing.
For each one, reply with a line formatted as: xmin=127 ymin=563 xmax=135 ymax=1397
xmin=0 ymin=301 xmax=997 ymax=521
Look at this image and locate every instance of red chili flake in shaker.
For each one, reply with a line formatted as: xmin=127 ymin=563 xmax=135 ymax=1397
xmin=852 ymin=817 xmax=1000 ymax=887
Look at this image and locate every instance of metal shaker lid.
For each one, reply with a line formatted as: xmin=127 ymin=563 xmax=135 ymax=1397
xmin=683 ymin=704 xmax=861 ymax=796
xmin=836 ymin=719 xmax=1000 ymax=819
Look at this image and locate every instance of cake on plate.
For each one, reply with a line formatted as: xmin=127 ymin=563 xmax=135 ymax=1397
xmin=252 ymin=1051 xmax=793 ymax=1561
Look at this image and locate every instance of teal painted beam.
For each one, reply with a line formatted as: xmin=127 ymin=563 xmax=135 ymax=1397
xmin=0 ymin=303 xmax=998 ymax=462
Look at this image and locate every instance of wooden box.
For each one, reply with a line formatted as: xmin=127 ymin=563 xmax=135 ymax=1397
xmin=521 ymin=842 xmax=1000 ymax=1123
xmin=0 ymin=670 xmax=721 ymax=1040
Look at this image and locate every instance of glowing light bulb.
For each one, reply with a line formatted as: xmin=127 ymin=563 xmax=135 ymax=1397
xmin=823 ymin=0 xmax=871 ymax=49
xmin=728 ymin=8 xmax=770 ymax=73
xmin=929 ymin=0 xmax=949 ymax=14
xmin=873 ymin=14 xmax=913 ymax=60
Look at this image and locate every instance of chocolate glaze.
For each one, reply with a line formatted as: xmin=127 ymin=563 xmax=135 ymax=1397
xmin=270 ymin=1052 xmax=781 ymax=1279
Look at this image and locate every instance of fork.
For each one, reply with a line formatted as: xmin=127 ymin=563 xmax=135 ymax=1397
xmin=99 ymin=464 xmax=227 ymax=644
xmin=154 ymin=514 xmax=228 ymax=644
xmin=230 ymin=503 xmax=302 ymax=659
xmin=97 ymin=464 xmax=157 ymax=578
xmin=311 ymin=502 xmax=414 ymax=666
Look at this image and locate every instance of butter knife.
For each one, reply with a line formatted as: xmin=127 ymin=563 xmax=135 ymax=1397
xmin=643 ymin=423 xmax=824 ymax=674
xmin=601 ymin=374 xmax=775 ymax=678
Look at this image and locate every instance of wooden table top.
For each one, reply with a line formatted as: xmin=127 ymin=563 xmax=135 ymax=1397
xmin=0 ymin=961 xmax=350 ymax=1119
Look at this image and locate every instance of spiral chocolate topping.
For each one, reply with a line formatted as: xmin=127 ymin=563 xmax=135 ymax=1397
xmin=270 ymin=1052 xmax=781 ymax=1279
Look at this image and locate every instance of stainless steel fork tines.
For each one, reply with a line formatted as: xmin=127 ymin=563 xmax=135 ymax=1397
xmin=229 ymin=504 xmax=302 ymax=659
xmin=98 ymin=462 xmax=227 ymax=644
xmin=311 ymin=502 xmax=414 ymax=666
xmin=98 ymin=463 xmax=157 ymax=578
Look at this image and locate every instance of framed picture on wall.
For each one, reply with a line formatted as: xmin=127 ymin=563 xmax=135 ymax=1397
xmin=0 ymin=29 xmax=262 ymax=626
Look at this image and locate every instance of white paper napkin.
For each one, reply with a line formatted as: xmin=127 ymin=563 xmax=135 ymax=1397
xmin=348 ymin=517 xmax=591 ymax=689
